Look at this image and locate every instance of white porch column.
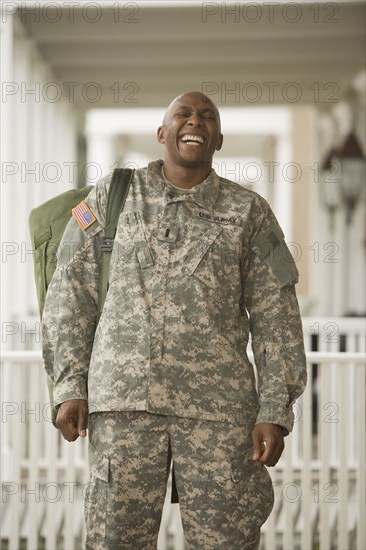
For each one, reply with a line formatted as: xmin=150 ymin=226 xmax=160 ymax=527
xmin=291 ymin=106 xmax=316 ymax=307
xmin=85 ymin=132 xmax=116 ymax=184
xmin=0 ymin=9 xmax=15 ymax=347
xmin=273 ymin=132 xmax=293 ymax=240
xmin=9 ymin=32 xmax=32 ymax=340
xmin=0 ymin=6 xmax=15 ymax=484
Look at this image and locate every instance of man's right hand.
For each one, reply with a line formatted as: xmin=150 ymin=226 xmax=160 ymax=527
xmin=55 ymin=399 xmax=88 ymax=442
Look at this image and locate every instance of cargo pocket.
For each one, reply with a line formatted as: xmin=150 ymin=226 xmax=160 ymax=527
xmin=248 ymin=461 xmax=274 ymax=524
xmin=230 ymin=455 xmax=275 ymax=537
xmin=84 ymin=454 xmax=110 ymax=540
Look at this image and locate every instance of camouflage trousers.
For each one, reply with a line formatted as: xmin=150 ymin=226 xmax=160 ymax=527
xmin=85 ymin=411 xmax=274 ymax=550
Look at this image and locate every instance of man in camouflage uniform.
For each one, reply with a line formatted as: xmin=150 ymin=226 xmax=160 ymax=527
xmin=42 ymin=91 xmax=307 ymax=549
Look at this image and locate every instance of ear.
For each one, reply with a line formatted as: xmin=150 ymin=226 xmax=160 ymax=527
xmin=157 ymin=126 xmax=166 ymax=144
xmin=216 ymin=133 xmax=223 ymax=151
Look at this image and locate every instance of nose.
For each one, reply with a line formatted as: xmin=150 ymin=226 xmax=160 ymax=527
xmin=187 ymin=112 xmax=202 ymax=126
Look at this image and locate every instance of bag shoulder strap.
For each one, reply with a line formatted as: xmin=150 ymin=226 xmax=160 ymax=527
xmin=105 ymin=168 xmax=134 ymax=239
xmin=97 ymin=168 xmax=134 ymax=321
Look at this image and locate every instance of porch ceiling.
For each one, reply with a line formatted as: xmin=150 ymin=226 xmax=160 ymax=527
xmin=16 ymin=1 xmax=365 ymax=110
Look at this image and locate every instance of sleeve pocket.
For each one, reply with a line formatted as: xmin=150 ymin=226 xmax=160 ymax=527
xmin=264 ymin=240 xmax=299 ymax=288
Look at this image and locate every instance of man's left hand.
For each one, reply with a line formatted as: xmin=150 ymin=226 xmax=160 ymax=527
xmin=252 ymin=422 xmax=284 ymax=467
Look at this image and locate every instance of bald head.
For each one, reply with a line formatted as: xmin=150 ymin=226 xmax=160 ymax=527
xmin=162 ymin=91 xmax=221 ymax=132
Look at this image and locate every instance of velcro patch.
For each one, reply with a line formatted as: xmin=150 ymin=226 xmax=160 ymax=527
xmin=72 ymin=200 xmax=96 ymax=230
xmin=253 ymin=224 xmax=285 ymax=259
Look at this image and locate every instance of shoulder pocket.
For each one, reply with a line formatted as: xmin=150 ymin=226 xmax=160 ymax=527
xmin=264 ymin=240 xmax=299 ymax=288
xmin=253 ymin=224 xmax=298 ymax=288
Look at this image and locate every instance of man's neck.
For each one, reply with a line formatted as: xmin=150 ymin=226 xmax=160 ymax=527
xmin=162 ymin=162 xmax=211 ymax=189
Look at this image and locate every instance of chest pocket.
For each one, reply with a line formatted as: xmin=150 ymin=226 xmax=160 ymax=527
xmin=180 ymin=222 xmax=241 ymax=293
xmin=109 ymin=211 xmax=154 ymax=283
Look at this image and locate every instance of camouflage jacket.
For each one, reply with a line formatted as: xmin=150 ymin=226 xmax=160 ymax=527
xmin=42 ymin=159 xmax=307 ymax=434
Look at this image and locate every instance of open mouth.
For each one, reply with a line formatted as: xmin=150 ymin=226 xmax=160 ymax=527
xmin=180 ymin=134 xmax=205 ymax=145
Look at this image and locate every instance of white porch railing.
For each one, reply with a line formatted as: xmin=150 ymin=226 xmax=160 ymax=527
xmin=1 ymin=350 xmax=365 ymax=550
xmin=302 ymin=317 xmax=366 ymax=353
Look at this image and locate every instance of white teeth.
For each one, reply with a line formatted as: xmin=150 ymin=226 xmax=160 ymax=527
xmin=181 ymin=134 xmax=204 ymax=144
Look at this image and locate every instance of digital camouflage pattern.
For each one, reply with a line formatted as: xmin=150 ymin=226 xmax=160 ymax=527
xmin=42 ymin=159 xmax=307 ymax=434
xmin=85 ymin=411 xmax=274 ymax=549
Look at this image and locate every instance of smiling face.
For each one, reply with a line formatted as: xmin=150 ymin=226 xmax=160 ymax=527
xmin=157 ymin=92 xmax=223 ymax=173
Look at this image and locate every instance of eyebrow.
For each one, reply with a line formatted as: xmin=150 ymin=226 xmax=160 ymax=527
xmin=174 ymin=104 xmax=216 ymax=114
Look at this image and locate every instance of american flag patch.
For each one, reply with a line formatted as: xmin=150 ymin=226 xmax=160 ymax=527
xmin=72 ymin=200 xmax=96 ymax=230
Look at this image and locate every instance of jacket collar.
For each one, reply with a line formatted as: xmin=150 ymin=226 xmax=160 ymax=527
xmin=147 ymin=159 xmax=220 ymax=211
